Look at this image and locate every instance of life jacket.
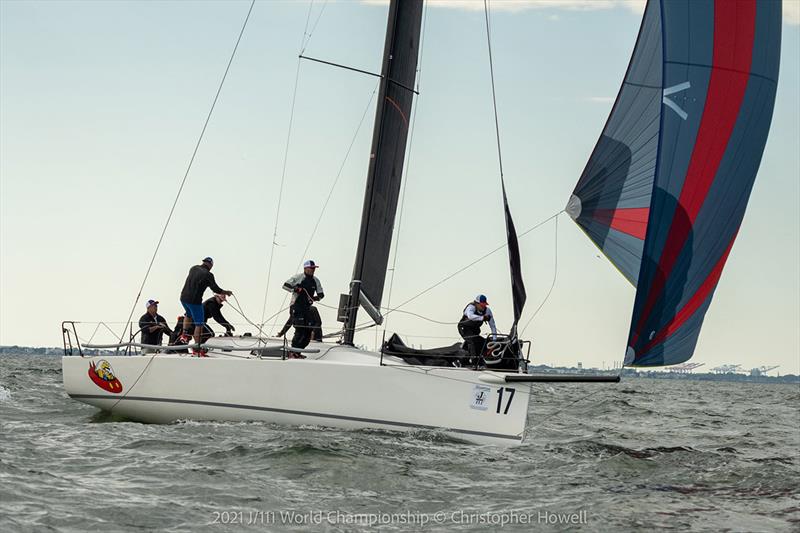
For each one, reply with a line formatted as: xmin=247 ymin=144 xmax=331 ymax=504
xmin=291 ymin=275 xmax=320 ymax=312
xmin=459 ymin=301 xmax=485 ymax=329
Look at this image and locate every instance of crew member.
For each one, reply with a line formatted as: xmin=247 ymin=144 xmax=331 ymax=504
xmin=138 ymin=299 xmax=172 ymax=353
xmin=276 ymin=300 xmax=323 ymax=341
xmin=168 ymin=315 xmax=190 ymax=354
xmin=457 ymin=294 xmax=497 ymax=368
xmin=202 ymin=293 xmax=235 ymax=337
xmin=179 ymin=257 xmax=232 ymax=356
xmin=282 ymin=260 xmax=324 ymax=351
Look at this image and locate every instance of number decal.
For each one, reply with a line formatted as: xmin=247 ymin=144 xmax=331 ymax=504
xmin=495 ymin=387 xmax=515 ymax=414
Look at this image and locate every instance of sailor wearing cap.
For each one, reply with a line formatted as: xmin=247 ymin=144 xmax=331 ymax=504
xmin=457 ymin=295 xmax=497 ymax=368
xmin=282 ymin=260 xmax=325 ymax=351
xmin=179 ymin=257 xmax=233 ymax=356
xmin=138 ymin=299 xmax=172 ymax=353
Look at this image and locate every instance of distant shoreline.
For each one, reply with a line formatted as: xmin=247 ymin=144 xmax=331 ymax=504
xmin=2 ymin=346 xmax=797 ymax=384
xmin=527 ymin=364 xmax=799 ymax=384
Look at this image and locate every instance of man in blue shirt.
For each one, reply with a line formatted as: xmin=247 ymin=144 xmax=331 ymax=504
xmin=179 ymin=257 xmax=232 ymax=356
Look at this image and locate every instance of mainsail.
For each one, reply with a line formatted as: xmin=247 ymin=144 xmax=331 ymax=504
xmin=570 ymin=0 xmax=782 ymax=366
xmin=343 ymin=0 xmax=423 ymax=344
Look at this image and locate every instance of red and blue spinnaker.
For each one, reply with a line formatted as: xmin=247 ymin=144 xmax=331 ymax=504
xmin=568 ymin=0 xmax=781 ymax=366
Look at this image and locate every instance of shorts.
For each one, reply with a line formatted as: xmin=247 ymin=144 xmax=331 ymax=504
xmin=181 ymin=301 xmax=205 ymax=326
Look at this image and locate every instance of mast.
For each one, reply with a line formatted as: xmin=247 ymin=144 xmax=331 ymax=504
xmin=342 ymin=0 xmax=423 ymax=345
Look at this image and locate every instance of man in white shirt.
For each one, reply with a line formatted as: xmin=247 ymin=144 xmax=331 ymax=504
xmin=457 ymin=294 xmax=497 ymax=368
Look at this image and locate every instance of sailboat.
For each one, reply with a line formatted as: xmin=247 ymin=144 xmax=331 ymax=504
xmin=62 ymin=0 xmax=781 ymax=446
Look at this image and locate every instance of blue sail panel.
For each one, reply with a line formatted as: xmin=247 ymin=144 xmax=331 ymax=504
xmin=567 ymin=0 xmax=662 ymax=285
xmin=625 ymin=0 xmax=781 ymax=366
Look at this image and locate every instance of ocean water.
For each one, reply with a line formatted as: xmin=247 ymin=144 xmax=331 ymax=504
xmin=0 ymin=353 xmax=798 ymax=532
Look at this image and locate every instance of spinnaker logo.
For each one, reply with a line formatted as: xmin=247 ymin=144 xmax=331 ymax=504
xmin=88 ymin=360 xmax=123 ymax=393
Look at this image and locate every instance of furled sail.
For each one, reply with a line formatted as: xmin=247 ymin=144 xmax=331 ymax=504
xmin=343 ymin=0 xmax=423 ymax=343
xmin=503 ymin=181 xmax=527 ymax=332
xmin=571 ymin=0 xmax=782 ymax=366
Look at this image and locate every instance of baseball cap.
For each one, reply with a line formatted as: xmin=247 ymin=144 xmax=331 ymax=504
xmin=475 ymin=294 xmax=489 ymax=305
xmin=145 ymin=299 xmax=159 ymax=308
xmin=303 ymin=260 xmax=318 ymax=269
xmin=202 ymin=256 xmax=214 ymax=265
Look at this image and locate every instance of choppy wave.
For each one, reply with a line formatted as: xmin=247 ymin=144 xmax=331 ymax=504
xmin=0 ymin=353 xmax=798 ymax=532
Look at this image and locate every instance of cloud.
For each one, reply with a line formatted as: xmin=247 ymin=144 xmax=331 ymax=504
xmin=362 ymin=0 xmax=645 ymax=14
xmin=786 ymin=2 xmax=800 ymax=25
xmin=363 ymin=0 xmax=798 ymax=25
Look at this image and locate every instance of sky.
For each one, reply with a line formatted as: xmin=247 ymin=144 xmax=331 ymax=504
xmin=1 ymin=0 xmax=798 ymax=374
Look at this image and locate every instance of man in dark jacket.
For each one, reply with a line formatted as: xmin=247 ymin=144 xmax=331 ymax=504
xmin=276 ymin=303 xmax=322 ymax=341
xmin=179 ymin=257 xmax=232 ymax=355
xmin=282 ymin=260 xmax=324 ymax=351
xmin=138 ymin=299 xmax=172 ymax=353
xmin=203 ymin=293 xmax=235 ymax=337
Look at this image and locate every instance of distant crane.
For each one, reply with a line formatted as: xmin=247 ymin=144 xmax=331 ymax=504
xmin=749 ymin=365 xmax=779 ymax=377
xmin=711 ymin=364 xmax=743 ymax=374
xmin=670 ymin=362 xmax=705 ymax=374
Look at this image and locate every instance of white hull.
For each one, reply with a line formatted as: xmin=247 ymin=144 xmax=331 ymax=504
xmin=62 ymin=338 xmax=531 ymax=446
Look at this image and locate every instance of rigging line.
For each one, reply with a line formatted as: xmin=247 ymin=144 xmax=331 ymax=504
xmin=520 ymin=213 xmax=560 ymax=337
xmin=269 ymin=83 xmax=381 ymax=334
xmin=108 ymin=352 xmax=160 ymax=412
xmin=344 ymin=206 xmax=562 ymax=333
xmin=296 ymin=84 xmax=380 ymax=268
xmin=259 ymin=0 xmax=318 ymax=329
xmin=118 ymin=0 xmax=256 ymax=344
xmin=385 ymin=0 xmax=429 ymax=331
xmin=483 ymin=0 xmax=521 ymax=353
xmin=384 ymin=308 xmax=458 ymax=326
xmin=300 ymin=0 xmax=329 ymax=54
xmin=299 ymin=55 xmax=420 ymax=95
xmin=231 ymin=294 xmax=267 ymax=338
xmin=86 ymin=322 xmax=103 ymax=344
xmin=299 ymin=0 xmax=317 ymax=49
xmin=232 ymin=294 xmax=289 ymax=339
xmin=316 ymin=299 xmax=456 ymax=326
xmin=535 ymin=361 xmax=624 ymax=425
xmin=535 ymin=386 xmax=609 ymax=427
xmin=383 ymin=210 xmax=563 ymax=319
xmin=483 ymin=0 xmax=505 ymax=180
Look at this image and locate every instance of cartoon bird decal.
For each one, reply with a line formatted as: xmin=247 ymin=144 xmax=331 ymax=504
xmin=88 ymin=360 xmax=123 ymax=394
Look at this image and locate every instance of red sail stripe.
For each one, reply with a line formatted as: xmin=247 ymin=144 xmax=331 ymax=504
xmin=631 ymin=0 xmax=756 ymax=345
xmin=592 ymin=207 xmax=649 ymax=240
xmin=640 ymin=231 xmax=738 ymax=355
